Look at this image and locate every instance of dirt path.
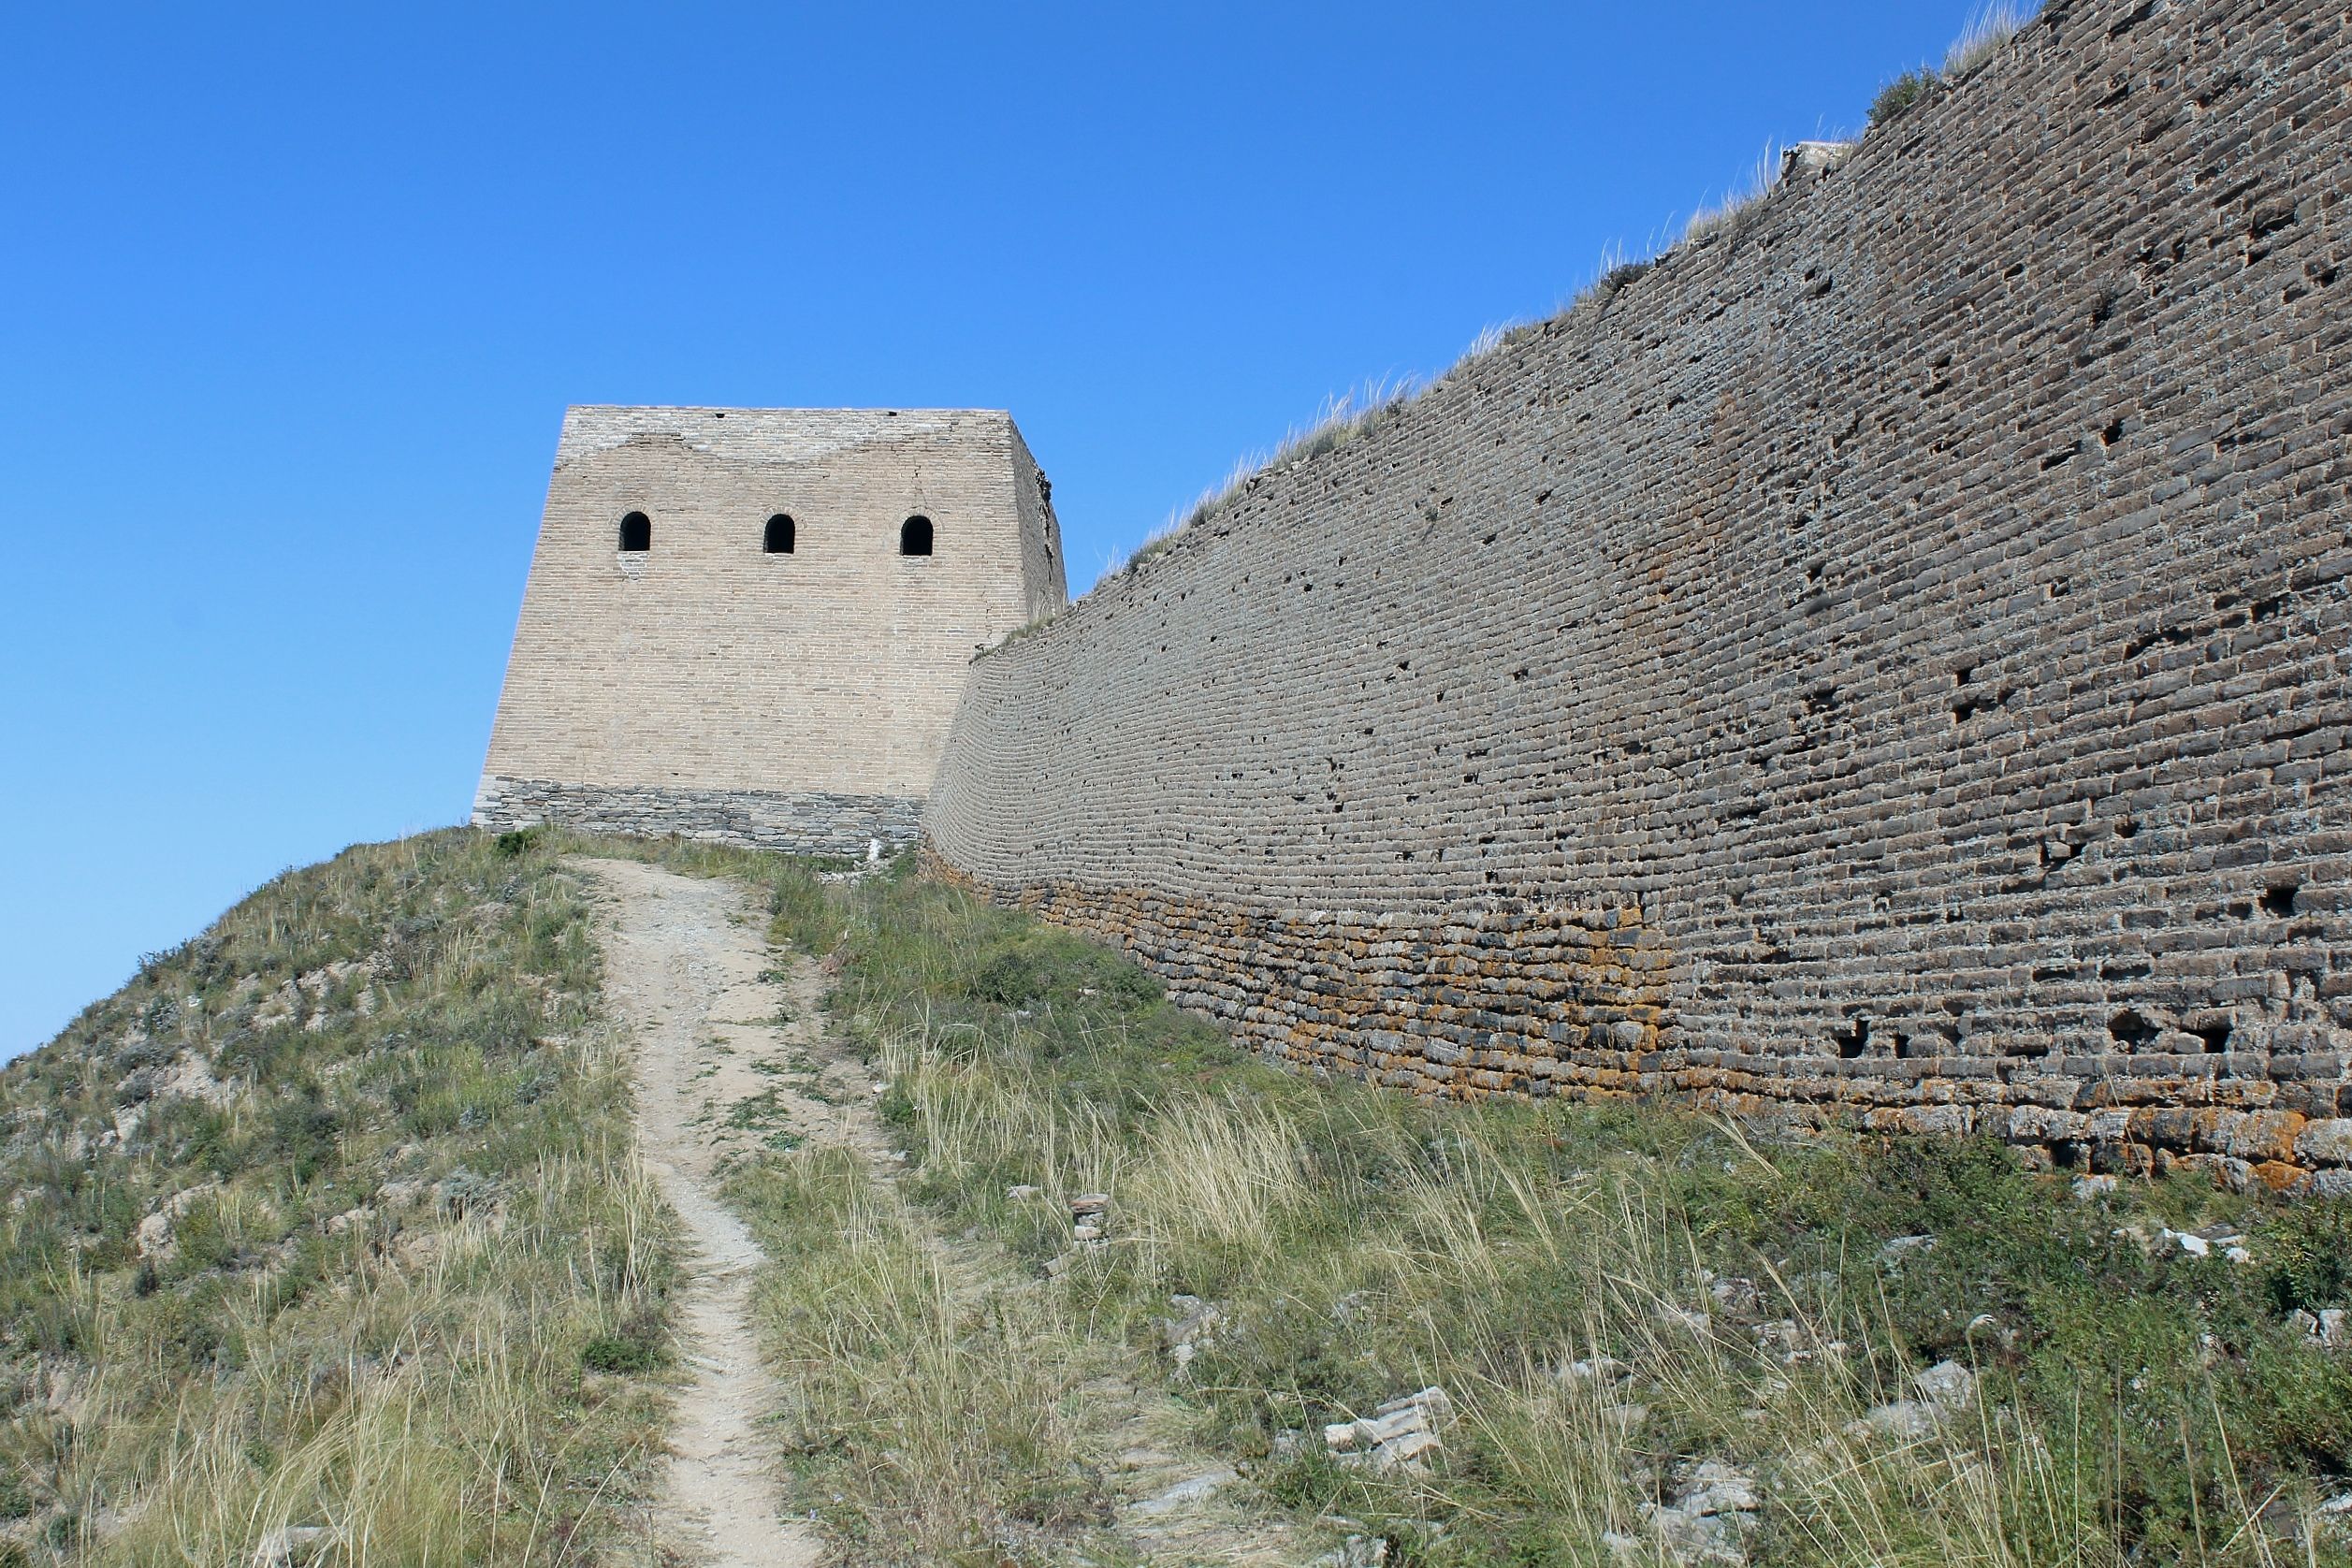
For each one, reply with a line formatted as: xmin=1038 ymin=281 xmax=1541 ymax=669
xmin=583 ymin=858 xmax=824 ymax=1568
xmin=586 ymin=855 xmax=1304 ymax=1565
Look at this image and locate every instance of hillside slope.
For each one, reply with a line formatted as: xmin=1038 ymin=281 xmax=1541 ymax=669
xmin=764 ymin=861 xmax=2352 ymax=1566
xmin=7 ymin=832 xmax=2352 ymax=1567
xmin=0 ymin=830 xmax=675 ymax=1565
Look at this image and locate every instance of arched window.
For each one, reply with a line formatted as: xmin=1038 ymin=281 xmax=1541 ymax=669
xmin=617 ymin=511 xmax=651 ymax=552
xmin=764 ymin=514 xmax=795 ymax=554
xmin=900 ymin=515 xmax=934 ymax=557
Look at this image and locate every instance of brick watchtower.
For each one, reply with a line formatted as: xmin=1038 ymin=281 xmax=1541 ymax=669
xmin=475 ymin=406 xmax=1066 ymax=852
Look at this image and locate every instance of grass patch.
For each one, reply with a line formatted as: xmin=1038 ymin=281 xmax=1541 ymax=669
xmin=730 ymin=857 xmax=2352 ymax=1566
xmin=1685 ymin=144 xmax=1782 ymax=246
xmin=722 ymin=1140 xmax=1119 ymax=1561
xmin=0 ymin=829 xmax=679 ymax=1566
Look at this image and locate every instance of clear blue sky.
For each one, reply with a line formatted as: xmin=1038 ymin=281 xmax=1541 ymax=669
xmin=3 ymin=1 xmax=1977 ymax=1057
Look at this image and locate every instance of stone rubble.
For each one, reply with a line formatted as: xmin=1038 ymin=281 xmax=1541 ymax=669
xmin=1705 ymin=1272 xmax=1763 ymax=1316
xmin=249 ymin=1524 xmax=333 ymax=1567
xmin=1877 ymin=1234 xmax=1937 ymax=1267
xmin=2159 ymin=1224 xmax=2255 ymax=1263
xmin=1555 ymin=1354 xmax=1633 ymax=1386
xmin=1750 ymin=1318 xmax=1848 ymax=1366
xmin=1850 ymin=1359 xmax=1977 ymax=1442
xmin=2289 ymin=1308 xmax=2348 ymax=1349
xmin=1161 ymin=1294 xmax=1223 ymax=1372
xmin=1631 ymin=1459 xmax=1762 ymax=1566
xmin=1325 ymin=1387 xmax=1452 ymax=1473
xmin=1125 ymin=1466 xmax=1238 ymax=1518
xmin=1309 ymin=1534 xmax=1390 ymax=1567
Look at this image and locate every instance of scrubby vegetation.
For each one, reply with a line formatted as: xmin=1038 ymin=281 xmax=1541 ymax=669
xmin=1867 ymin=70 xmax=1935 ymax=128
xmin=1119 ymin=378 xmax=1419 ymax=574
xmin=0 ymin=829 xmax=676 ymax=1566
xmin=11 ymin=822 xmax=2340 ymax=1564
xmin=736 ymin=855 xmax=2352 ymax=1566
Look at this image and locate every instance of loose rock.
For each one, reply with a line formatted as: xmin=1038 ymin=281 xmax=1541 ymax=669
xmin=1879 ymin=1234 xmax=1937 ymax=1267
xmin=1327 ymin=1387 xmax=1452 ymax=1472
xmin=2289 ymin=1308 xmax=2348 ymax=1349
xmin=250 ymin=1524 xmax=333 ymax=1567
xmin=1126 ymin=1466 xmax=1237 ymax=1517
xmin=1851 ymin=1358 xmax=1975 ymax=1440
xmin=135 ymin=1181 xmax=222 ymax=1260
xmin=1639 ymin=1459 xmax=1760 ymax=1565
xmin=1161 ymin=1294 xmax=1223 ymax=1372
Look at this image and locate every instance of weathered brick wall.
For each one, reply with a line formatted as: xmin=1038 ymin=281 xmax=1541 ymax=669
xmin=924 ymin=0 xmax=2352 ymax=1192
xmin=477 ymin=407 xmax=1066 ymax=849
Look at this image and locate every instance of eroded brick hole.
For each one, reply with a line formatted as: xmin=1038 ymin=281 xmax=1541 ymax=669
xmin=1833 ymin=1014 xmax=1872 ymax=1059
xmin=2109 ymin=1009 xmax=2160 ymax=1049
xmin=2261 ymin=883 xmax=2300 ymax=917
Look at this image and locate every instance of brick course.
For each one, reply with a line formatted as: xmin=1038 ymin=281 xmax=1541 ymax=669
xmin=923 ymin=0 xmax=2352 ymax=1187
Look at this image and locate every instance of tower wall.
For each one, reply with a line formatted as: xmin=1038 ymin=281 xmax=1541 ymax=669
xmin=477 ymin=406 xmax=1065 ymax=853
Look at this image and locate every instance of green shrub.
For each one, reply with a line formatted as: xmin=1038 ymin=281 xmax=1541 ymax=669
xmin=579 ymin=1332 xmax=660 ymax=1374
xmin=968 ymin=932 xmax=1159 ymax=1009
xmin=2261 ymin=1198 xmax=2352 ymax=1313
xmin=263 ymin=1096 xmax=341 ymax=1184
xmin=1869 ymin=68 xmax=1934 ymax=127
xmin=1598 ymin=259 xmax=1652 ymax=295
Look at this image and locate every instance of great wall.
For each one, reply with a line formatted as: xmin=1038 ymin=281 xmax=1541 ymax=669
xmin=486 ymin=0 xmax=2352 ymax=1189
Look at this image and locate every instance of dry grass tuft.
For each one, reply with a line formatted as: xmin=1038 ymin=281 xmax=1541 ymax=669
xmin=1116 ymin=377 xmax=1419 ymax=575
xmin=1685 ymin=143 xmax=1783 ymax=245
xmin=1947 ymin=0 xmax=2032 ymax=77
